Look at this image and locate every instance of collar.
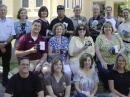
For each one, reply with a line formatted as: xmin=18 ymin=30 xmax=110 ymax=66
xmin=0 ymin=17 xmax=6 ymax=22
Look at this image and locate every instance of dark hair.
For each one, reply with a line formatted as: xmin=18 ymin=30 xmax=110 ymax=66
xmin=75 ymin=24 xmax=90 ymax=36
xmin=38 ymin=6 xmax=48 ymax=18
xmin=17 ymin=8 xmax=28 ymax=19
xmin=57 ymin=5 xmax=65 ymax=11
xmin=51 ymin=55 xmax=64 ymax=74
xmin=122 ymin=8 xmax=130 ymax=13
xmin=101 ymin=21 xmax=114 ymax=34
xmin=32 ymin=19 xmax=42 ymax=25
xmin=105 ymin=6 xmax=112 ymax=11
xmin=79 ymin=53 xmax=93 ymax=69
xmin=17 ymin=57 xmax=30 ymax=65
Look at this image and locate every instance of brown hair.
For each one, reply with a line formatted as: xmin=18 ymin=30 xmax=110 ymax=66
xmin=75 ymin=24 xmax=90 ymax=36
xmin=101 ymin=21 xmax=114 ymax=34
xmin=51 ymin=55 xmax=64 ymax=74
xmin=17 ymin=57 xmax=30 ymax=65
xmin=17 ymin=8 xmax=28 ymax=19
xmin=79 ymin=53 xmax=94 ymax=69
xmin=38 ymin=6 xmax=48 ymax=18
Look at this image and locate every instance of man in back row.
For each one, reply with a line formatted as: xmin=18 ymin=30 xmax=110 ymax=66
xmin=49 ymin=5 xmax=74 ymax=38
xmin=0 ymin=4 xmax=16 ymax=86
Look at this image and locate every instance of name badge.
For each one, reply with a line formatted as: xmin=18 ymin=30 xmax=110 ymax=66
xmin=39 ymin=41 xmax=45 ymax=50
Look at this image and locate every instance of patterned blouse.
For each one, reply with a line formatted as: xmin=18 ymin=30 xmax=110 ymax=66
xmin=73 ymin=69 xmax=99 ymax=92
xmin=95 ymin=34 xmax=124 ymax=64
xmin=48 ymin=36 xmax=69 ymax=62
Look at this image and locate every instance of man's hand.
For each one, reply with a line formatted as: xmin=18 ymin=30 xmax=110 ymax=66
xmin=29 ymin=47 xmax=37 ymax=53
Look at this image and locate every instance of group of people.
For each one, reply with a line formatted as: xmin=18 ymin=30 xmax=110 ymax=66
xmin=0 ymin=2 xmax=130 ymax=97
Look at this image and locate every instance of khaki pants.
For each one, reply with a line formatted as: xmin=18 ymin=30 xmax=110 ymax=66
xmin=30 ymin=60 xmax=40 ymax=71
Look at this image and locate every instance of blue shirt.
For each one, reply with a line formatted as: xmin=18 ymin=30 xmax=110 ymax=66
xmin=14 ymin=20 xmax=32 ymax=39
xmin=48 ymin=36 xmax=69 ymax=62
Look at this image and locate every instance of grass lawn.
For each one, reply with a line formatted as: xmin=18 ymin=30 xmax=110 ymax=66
xmin=10 ymin=62 xmax=18 ymax=71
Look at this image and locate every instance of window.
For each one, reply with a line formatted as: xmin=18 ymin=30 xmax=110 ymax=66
xmin=22 ymin=0 xmax=29 ymax=8
xmin=72 ymin=0 xmax=82 ymax=9
xmin=64 ymin=0 xmax=69 ymax=8
xmin=79 ymin=0 xmax=82 ymax=9
xmin=0 ymin=0 xmax=2 ymax=5
xmin=72 ymin=0 xmax=76 ymax=8
xmin=36 ymin=0 xmax=43 ymax=7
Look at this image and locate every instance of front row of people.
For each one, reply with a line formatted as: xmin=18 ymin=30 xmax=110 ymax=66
xmin=4 ymin=52 xmax=130 ymax=97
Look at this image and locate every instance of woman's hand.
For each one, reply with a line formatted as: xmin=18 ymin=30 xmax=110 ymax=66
xmin=101 ymin=61 xmax=108 ymax=69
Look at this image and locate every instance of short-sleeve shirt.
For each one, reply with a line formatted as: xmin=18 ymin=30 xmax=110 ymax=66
xmin=118 ymin=22 xmax=130 ymax=42
xmin=49 ymin=16 xmax=74 ymax=37
xmin=0 ymin=18 xmax=16 ymax=42
xmin=88 ymin=16 xmax=105 ymax=42
xmin=45 ymin=73 xmax=71 ymax=95
xmin=48 ymin=36 xmax=69 ymax=62
xmin=95 ymin=34 xmax=124 ymax=64
xmin=5 ymin=72 xmax=43 ymax=97
xmin=73 ymin=69 xmax=99 ymax=92
xmin=108 ymin=70 xmax=130 ymax=96
xmin=70 ymin=16 xmax=87 ymax=31
xmin=16 ymin=33 xmax=48 ymax=60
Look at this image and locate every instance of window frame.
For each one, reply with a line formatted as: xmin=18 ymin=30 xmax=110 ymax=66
xmin=36 ymin=0 xmax=43 ymax=7
xmin=22 ymin=0 xmax=29 ymax=8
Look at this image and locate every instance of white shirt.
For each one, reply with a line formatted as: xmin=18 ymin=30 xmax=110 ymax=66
xmin=0 ymin=18 xmax=16 ymax=42
xmin=105 ymin=17 xmax=117 ymax=31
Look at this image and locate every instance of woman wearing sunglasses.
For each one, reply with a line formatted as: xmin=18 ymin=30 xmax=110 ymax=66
xmin=69 ymin=24 xmax=95 ymax=76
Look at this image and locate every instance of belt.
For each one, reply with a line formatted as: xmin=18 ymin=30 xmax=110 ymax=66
xmin=123 ymin=40 xmax=130 ymax=43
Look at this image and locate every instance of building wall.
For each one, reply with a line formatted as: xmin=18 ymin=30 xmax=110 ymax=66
xmin=1 ymin=0 xmax=127 ymax=21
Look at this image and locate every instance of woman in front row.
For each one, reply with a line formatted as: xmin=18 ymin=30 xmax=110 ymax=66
xmin=108 ymin=53 xmax=130 ymax=97
xmin=73 ymin=53 xmax=99 ymax=97
xmin=45 ymin=56 xmax=71 ymax=97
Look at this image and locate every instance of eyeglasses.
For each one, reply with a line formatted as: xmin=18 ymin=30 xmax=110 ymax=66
xmin=20 ymin=63 xmax=29 ymax=66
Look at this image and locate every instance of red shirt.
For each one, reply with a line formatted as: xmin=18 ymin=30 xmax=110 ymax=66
xmin=16 ymin=33 xmax=48 ymax=60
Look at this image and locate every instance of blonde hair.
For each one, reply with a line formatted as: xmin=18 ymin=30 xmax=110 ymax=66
xmin=52 ymin=23 xmax=65 ymax=35
xmin=114 ymin=53 xmax=128 ymax=71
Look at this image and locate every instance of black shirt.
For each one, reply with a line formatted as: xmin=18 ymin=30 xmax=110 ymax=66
xmin=5 ymin=72 xmax=43 ymax=97
xmin=49 ymin=16 xmax=74 ymax=38
xmin=38 ymin=19 xmax=49 ymax=37
xmin=88 ymin=16 xmax=105 ymax=42
xmin=108 ymin=70 xmax=130 ymax=96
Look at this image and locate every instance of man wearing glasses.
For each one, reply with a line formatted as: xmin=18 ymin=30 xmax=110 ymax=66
xmin=4 ymin=57 xmax=44 ymax=97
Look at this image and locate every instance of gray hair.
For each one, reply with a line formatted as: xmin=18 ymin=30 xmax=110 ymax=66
xmin=0 ymin=4 xmax=7 ymax=9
